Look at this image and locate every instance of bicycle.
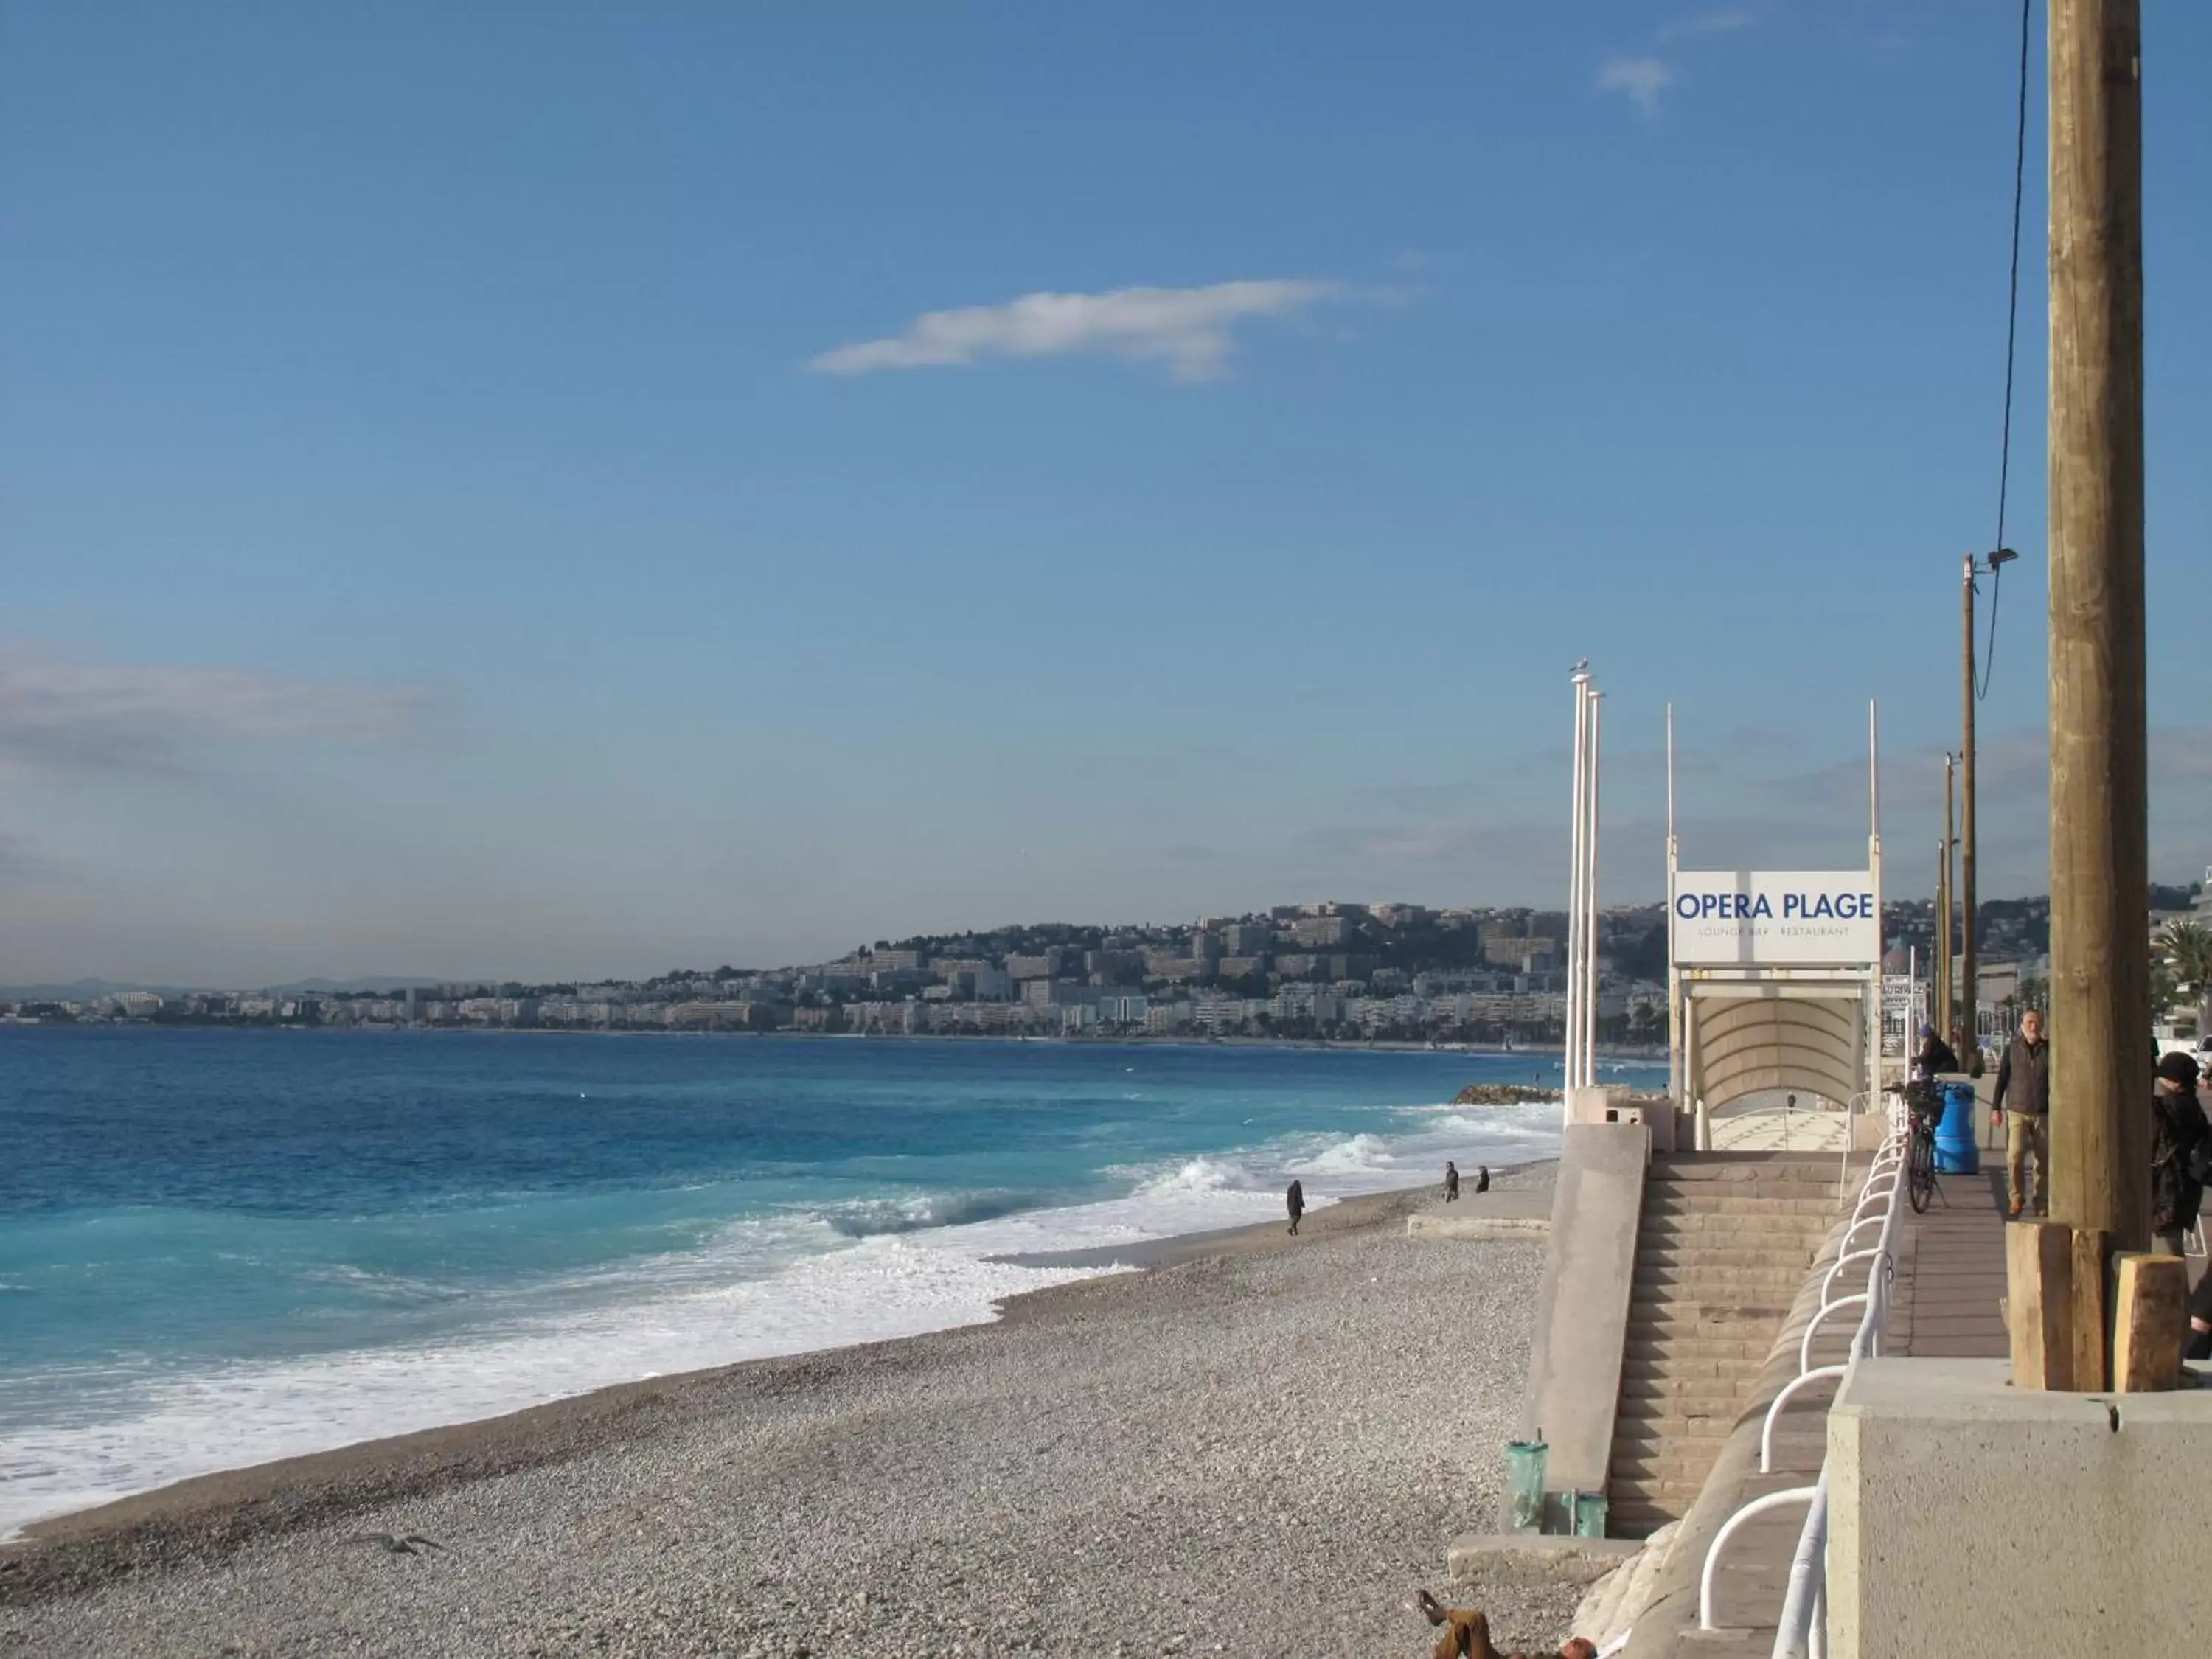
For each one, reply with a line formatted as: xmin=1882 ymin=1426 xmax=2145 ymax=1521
xmin=1907 ymin=1102 xmax=1939 ymax=1213
xmin=1901 ymin=1076 xmax=1949 ymax=1213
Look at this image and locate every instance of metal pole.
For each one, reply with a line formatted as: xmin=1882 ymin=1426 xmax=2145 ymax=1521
xmin=1566 ymin=672 xmax=1589 ymax=1094
xmin=1587 ymin=691 xmax=1604 ymax=1086
xmin=1869 ymin=701 xmax=1884 ymax=1107
xmin=2048 ymin=0 xmax=2148 ymax=1248
xmin=1667 ymin=705 xmax=1682 ymax=1104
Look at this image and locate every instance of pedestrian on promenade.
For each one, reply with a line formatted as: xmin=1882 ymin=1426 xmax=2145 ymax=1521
xmin=1444 ymin=1161 xmax=1461 ymax=1203
xmin=2149 ymin=1051 xmax=2209 ymax=1256
xmin=1285 ymin=1178 xmax=1304 ymax=1236
xmin=1993 ymin=1009 xmax=2050 ymax=1219
xmin=1915 ymin=1023 xmax=1960 ymax=1078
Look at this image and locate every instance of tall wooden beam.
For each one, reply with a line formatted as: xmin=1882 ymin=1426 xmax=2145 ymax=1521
xmin=1961 ymin=555 xmax=1979 ymax=1059
xmin=2047 ymin=0 xmax=2148 ymax=1250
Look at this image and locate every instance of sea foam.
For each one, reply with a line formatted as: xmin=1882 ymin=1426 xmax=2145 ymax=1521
xmin=0 ymin=1096 xmax=1562 ymax=1537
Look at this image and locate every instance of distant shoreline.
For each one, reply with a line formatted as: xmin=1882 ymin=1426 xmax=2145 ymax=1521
xmin=0 ymin=1021 xmax=1666 ymax=1062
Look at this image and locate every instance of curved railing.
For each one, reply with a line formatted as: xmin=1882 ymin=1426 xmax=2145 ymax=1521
xmin=1693 ymin=1092 xmax=1909 ymax=1654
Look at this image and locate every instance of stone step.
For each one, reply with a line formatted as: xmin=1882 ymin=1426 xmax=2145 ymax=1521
xmin=1633 ymin=1279 xmax=1809 ymax=1303
xmin=1646 ymin=1174 xmax=1841 ymax=1194
xmin=1627 ymin=1309 xmax=1791 ymax=1335
xmin=1643 ymin=1193 xmax=1843 ymax=1217
xmin=1610 ymin=1450 xmax=1724 ymax=1484
xmin=1619 ymin=1407 xmax=1734 ymax=1433
xmin=1611 ymin=1430 xmax=1732 ymax=1458
xmin=1610 ymin=1474 xmax=1726 ymax=1502
xmin=1637 ymin=1244 xmax=1818 ymax=1270
xmin=1623 ymin=1335 xmax=1774 ymax=1363
xmin=1615 ymin=1397 xmax=1739 ymax=1427
xmin=1646 ymin=1212 xmax=1832 ymax=1239
xmin=1607 ymin=1504 xmax=1688 ymax=1537
xmin=1648 ymin=1161 xmax=1837 ymax=1181
xmin=1620 ymin=1354 xmax=1765 ymax=1382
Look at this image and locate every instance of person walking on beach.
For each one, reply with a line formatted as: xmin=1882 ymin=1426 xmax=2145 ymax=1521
xmin=1285 ymin=1178 xmax=1305 ymax=1236
xmin=2151 ymin=1051 xmax=2210 ymax=1256
xmin=1444 ymin=1161 xmax=1461 ymax=1203
xmin=1993 ymin=1009 xmax=2051 ymax=1220
xmin=1475 ymin=1164 xmax=1490 ymax=1194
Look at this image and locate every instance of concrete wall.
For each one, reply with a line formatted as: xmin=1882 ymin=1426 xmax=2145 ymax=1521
xmin=1829 ymin=1357 xmax=2212 ymax=1657
xmin=1510 ymin=1121 xmax=1649 ymax=1531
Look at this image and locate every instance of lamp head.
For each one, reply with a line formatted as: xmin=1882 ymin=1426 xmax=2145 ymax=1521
xmin=1986 ymin=547 xmax=2019 ymax=569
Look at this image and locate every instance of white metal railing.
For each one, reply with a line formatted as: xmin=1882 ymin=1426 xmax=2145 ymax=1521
xmin=1694 ymin=1093 xmax=1910 ymax=1652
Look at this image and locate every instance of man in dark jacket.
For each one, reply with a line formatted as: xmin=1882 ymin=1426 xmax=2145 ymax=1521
xmin=1993 ymin=1010 xmax=2049 ymax=1219
xmin=2150 ymin=1051 xmax=2209 ymax=1256
xmin=1914 ymin=1023 xmax=1961 ymax=1078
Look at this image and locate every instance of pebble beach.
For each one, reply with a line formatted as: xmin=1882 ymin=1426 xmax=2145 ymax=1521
xmin=1 ymin=1170 xmax=1571 ymax=1659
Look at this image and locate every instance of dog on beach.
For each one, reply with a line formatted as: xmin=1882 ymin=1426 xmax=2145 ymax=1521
xmin=1416 ymin=1590 xmax=1595 ymax=1659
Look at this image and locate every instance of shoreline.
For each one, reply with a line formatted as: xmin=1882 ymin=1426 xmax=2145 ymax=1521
xmin=0 ymin=1167 xmax=1551 ymax=1628
xmin=3 ymin=1023 xmax=1669 ymax=1061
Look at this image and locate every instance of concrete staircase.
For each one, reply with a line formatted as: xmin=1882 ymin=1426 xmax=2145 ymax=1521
xmin=1605 ymin=1157 xmax=1842 ymax=1539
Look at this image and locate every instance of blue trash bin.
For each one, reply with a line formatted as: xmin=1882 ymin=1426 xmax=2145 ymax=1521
xmin=1935 ymin=1081 xmax=1980 ymax=1175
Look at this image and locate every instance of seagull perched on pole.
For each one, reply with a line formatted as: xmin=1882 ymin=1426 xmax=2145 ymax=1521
xmin=1570 ymin=657 xmax=1590 ymax=677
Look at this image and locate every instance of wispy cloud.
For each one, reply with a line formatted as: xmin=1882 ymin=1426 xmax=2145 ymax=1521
xmin=1596 ymin=58 xmax=1677 ymax=119
xmin=0 ymin=653 xmax=429 ymax=778
xmin=1658 ymin=8 xmax=1758 ymax=42
xmin=808 ymin=279 xmax=1345 ymax=382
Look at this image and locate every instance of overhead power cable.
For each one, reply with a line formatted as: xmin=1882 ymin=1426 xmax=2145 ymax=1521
xmin=1981 ymin=0 xmax=2033 ymax=702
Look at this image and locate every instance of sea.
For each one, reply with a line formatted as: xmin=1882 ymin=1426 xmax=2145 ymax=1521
xmin=0 ymin=1027 xmax=1664 ymax=1536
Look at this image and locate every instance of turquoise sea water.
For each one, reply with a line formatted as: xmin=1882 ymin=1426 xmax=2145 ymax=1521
xmin=0 ymin=1027 xmax=1663 ymax=1532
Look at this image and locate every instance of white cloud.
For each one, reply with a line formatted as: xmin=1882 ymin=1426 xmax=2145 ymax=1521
xmin=1658 ymin=8 xmax=1757 ymax=41
xmin=808 ymin=279 xmax=1344 ymax=382
xmin=0 ymin=653 xmax=427 ymax=777
xmin=1597 ymin=57 xmax=1678 ymax=118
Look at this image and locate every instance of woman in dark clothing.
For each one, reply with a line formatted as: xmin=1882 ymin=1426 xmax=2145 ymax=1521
xmin=1285 ymin=1178 xmax=1304 ymax=1236
xmin=2149 ymin=1050 xmax=2209 ymax=1255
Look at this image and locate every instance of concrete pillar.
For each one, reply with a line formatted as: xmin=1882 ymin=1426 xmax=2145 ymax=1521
xmin=1829 ymin=1357 xmax=2212 ymax=1655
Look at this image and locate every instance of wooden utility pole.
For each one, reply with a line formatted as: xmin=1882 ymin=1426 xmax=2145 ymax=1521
xmin=2047 ymin=0 xmax=2147 ymax=1249
xmin=1961 ymin=554 xmax=1979 ymax=1059
xmin=1939 ymin=755 xmax=1956 ymax=1039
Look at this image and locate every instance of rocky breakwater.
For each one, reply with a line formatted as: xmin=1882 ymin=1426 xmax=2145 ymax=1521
xmin=1453 ymin=1084 xmax=1559 ymax=1107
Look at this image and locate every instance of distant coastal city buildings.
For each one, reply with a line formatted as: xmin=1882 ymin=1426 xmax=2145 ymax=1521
xmin=9 ymin=882 xmax=2205 ymax=1042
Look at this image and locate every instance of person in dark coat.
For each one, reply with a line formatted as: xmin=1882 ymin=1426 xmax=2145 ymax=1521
xmin=1914 ymin=1023 xmax=1961 ymax=1078
xmin=1443 ymin=1161 xmax=1461 ymax=1203
xmin=1474 ymin=1164 xmax=1490 ymax=1194
xmin=1285 ymin=1178 xmax=1304 ymax=1236
xmin=1993 ymin=1009 xmax=2050 ymax=1218
xmin=2150 ymin=1050 xmax=2209 ymax=1256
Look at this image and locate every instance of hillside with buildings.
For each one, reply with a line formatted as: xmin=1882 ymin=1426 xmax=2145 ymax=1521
xmin=13 ymin=881 xmax=2204 ymax=1042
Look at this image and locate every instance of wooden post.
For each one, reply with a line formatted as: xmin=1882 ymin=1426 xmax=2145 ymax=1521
xmin=2048 ymin=0 xmax=2149 ymax=1252
xmin=2005 ymin=1222 xmax=2074 ymax=1389
xmin=1938 ymin=757 xmax=1955 ymax=1040
xmin=2110 ymin=1253 xmax=2187 ymax=1391
xmin=2070 ymin=1227 xmax=2112 ymax=1391
xmin=1961 ymin=555 xmax=1979 ymax=1064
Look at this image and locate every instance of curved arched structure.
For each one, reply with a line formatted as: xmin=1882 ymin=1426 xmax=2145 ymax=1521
xmin=1685 ymin=988 xmax=1869 ymax=1114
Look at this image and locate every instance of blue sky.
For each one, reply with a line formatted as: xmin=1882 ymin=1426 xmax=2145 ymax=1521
xmin=3 ymin=1 xmax=2208 ymax=984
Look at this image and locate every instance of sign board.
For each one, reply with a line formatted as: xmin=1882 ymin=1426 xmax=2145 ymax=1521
xmin=1671 ymin=870 xmax=1880 ymax=966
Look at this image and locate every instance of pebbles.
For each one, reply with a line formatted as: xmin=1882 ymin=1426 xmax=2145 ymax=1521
xmin=1 ymin=1178 xmax=1573 ymax=1658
